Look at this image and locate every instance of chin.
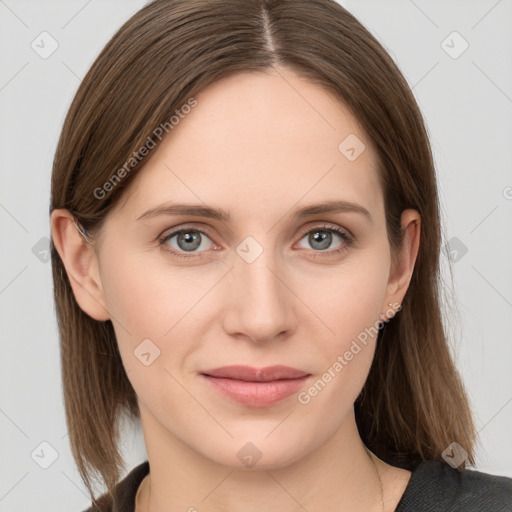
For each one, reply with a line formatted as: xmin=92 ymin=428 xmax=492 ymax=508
xmin=197 ymin=435 xmax=309 ymax=471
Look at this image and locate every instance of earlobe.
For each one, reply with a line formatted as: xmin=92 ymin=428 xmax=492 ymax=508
xmin=50 ymin=209 xmax=110 ymax=321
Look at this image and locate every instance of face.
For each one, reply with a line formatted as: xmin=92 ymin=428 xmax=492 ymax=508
xmin=87 ymin=66 xmax=410 ymax=469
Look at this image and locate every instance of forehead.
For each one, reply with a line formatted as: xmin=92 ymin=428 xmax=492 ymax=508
xmin=115 ymin=66 xmax=383 ymax=225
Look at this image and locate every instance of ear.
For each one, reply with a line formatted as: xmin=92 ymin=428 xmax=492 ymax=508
xmin=381 ymin=209 xmax=421 ymax=320
xmin=50 ymin=209 xmax=110 ymax=321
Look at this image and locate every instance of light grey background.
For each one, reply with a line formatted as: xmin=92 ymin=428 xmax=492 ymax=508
xmin=0 ymin=0 xmax=511 ymax=510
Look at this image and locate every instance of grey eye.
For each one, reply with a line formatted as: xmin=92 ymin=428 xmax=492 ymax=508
xmin=165 ymin=230 xmax=213 ymax=253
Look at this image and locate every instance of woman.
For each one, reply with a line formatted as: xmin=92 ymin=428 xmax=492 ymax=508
xmin=49 ymin=0 xmax=512 ymax=510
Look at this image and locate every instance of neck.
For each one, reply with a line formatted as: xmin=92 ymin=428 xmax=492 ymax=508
xmin=135 ymin=405 xmax=411 ymax=512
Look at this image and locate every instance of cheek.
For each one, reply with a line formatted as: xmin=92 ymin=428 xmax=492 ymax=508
xmin=99 ymin=256 xmax=204 ymax=407
xmin=99 ymin=251 xmax=224 ymax=379
xmin=304 ymin=251 xmax=390 ymax=344
xmin=297 ymin=248 xmax=390 ymax=401
xmin=100 ymin=249 xmax=211 ymax=335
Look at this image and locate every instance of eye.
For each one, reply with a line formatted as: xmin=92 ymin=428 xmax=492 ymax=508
xmin=159 ymin=227 xmax=216 ymax=258
xmin=296 ymin=224 xmax=353 ymax=256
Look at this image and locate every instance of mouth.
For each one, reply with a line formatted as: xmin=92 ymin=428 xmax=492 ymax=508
xmin=200 ymin=365 xmax=311 ymax=407
xmin=201 ymin=365 xmax=309 ymax=381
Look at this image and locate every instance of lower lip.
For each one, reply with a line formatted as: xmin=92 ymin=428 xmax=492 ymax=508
xmin=202 ymin=375 xmax=310 ymax=407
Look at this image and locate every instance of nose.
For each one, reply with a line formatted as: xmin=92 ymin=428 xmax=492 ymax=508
xmin=222 ymin=244 xmax=297 ymax=344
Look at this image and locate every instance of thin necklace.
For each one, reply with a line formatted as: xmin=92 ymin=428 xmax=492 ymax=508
xmin=138 ymin=451 xmax=385 ymax=512
xmin=366 ymin=446 xmax=385 ymax=511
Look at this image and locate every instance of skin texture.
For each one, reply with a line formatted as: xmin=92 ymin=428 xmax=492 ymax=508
xmin=52 ymin=65 xmax=420 ymax=511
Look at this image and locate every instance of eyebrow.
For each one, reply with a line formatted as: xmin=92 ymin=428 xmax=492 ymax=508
xmin=136 ymin=200 xmax=373 ymax=224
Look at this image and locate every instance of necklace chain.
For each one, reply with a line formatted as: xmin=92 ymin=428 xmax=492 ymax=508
xmin=366 ymin=446 xmax=385 ymax=511
xmin=137 ymin=449 xmax=384 ymax=512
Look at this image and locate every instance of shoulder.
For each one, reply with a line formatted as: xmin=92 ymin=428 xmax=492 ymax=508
xmin=82 ymin=461 xmax=150 ymax=512
xmin=396 ymin=459 xmax=512 ymax=511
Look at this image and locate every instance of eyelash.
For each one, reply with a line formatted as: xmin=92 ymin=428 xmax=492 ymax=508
xmin=158 ymin=224 xmax=354 ymax=260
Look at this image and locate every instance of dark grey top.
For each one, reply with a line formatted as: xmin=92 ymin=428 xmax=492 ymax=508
xmin=84 ymin=459 xmax=512 ymax=511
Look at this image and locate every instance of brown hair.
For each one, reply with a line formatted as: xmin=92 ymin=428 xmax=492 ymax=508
xmin=50 ymin=0 xmax=477 ymax=507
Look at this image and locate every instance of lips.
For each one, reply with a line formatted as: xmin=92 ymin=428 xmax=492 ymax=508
xmin=201 ymin=365 xmax=309 ymax=382
xmin=200 ymin=365 xmax=311 ymax=407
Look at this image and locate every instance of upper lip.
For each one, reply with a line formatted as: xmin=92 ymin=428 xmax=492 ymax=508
xmin=202 ymin=365 xmax=310 ymax=382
